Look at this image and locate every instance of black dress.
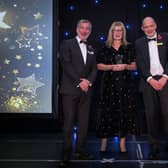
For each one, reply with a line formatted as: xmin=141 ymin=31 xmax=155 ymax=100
xmin=96 ymin=44 xmax=136 ymax=138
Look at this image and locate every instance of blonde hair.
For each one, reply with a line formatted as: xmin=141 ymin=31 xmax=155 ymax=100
xmin=106 ymin=21 xmax=128 ymax=47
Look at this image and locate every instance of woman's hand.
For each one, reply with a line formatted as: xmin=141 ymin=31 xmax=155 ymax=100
xmin=112 ymin=64 xmax=127 ymax=71
xmin=126 ymin=62 xmax=136 ymax=70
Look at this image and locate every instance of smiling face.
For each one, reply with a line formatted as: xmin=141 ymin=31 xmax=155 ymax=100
xmin=141 ymin=17 xmax=157 ymax=37
xmin=76 ymin=21 xmax=92 ymax=41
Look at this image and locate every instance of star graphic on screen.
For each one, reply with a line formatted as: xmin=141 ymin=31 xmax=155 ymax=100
xmin=33 ymin=12 xmax=43 ymax=20
xmin=4 ymin=59 xmax=10 ymax=64
xmin=16 ymin=25 xmax=48 ymax=45
xmin=16 ymin=35 xmax=32 ymax=48
xmin=0 ymin=11 xmax=11 ymax=29
xmin=16 ymin=73 xmax=45 ymax=95
xmin=15 ymin=55 xmax=22 ymax=60
xmin=12 ymin=69 xmax=19 ymax=75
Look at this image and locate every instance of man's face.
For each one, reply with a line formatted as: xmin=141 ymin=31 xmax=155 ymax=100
xmin=141 ymin=18 xmax=157 ymax=37
xmin=76 ymin=22 xmax=91 ymax=40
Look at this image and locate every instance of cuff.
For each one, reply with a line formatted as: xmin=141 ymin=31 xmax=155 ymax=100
xmin=147 ymin=76 xmax=152 ymax=82
xmin=89 ymin=82 xmax=92 ymax=87
xmin=162 ymin=74 xmax=168 ymax=79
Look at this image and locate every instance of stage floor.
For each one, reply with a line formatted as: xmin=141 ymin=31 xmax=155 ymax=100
xmin=0 ymin=133 xmax=168 ymax=168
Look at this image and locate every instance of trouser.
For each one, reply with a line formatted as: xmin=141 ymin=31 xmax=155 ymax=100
xmin=62 ymin=93 xmax=90 ymax=160
xmin=142 ymin=79 xmax=168 ymax=145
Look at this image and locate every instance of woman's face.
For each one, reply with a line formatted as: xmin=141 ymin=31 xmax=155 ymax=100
xmin=112 ymin=26 xmax=123 ymax=41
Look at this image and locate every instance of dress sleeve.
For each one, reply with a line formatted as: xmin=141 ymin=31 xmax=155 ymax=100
xmin=127 ymin=43 xmax=135 ymax=63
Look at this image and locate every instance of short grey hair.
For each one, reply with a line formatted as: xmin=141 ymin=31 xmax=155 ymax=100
xmin=77 ymin=19 xmax=92 ymax=30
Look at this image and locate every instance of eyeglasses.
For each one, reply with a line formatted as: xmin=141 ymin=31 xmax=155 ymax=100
xmin=113 ymin=29 xmax=123 ymax=32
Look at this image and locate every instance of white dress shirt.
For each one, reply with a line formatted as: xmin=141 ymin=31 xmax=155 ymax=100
xmin=76 ymin=36 xmax=87 ymax=64
xmin=147 ymin=33 xmax=164 ymax=81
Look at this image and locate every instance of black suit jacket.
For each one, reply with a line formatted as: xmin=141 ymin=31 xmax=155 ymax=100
xmin=60 ymin=38 xmax=97 ymax=95
xmin=135 ymin=33 xmax=168 ymax=89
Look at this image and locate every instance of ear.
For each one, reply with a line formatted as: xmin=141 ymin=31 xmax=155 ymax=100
xmin=155 ymin=23 xmax=157 ymax=30
xmin=141 ymin=26 xmax=144 ymax=32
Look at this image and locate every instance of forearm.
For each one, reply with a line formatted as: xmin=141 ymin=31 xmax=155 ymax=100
xmin=126 ymin=62 xmax=136 ymax=70
xmin=61 ymin=60 xmax=80 ymax=85
xmin=97 ymin=63 xmax=113 ymax=71
xmin=87 ymin=62 xmax=97 ymax=85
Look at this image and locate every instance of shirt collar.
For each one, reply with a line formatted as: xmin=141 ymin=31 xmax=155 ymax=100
xmin=76 ymin=36 xmax=87 ymax=44
xmin=76 ymin=36 xmax=82 ymax=44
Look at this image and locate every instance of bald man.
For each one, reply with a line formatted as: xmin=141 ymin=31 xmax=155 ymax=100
xmin=135 ymin=17 xmax=168 ymax=160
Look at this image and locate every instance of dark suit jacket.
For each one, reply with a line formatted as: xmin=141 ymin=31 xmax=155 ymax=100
xmin=60 ymin=38 xmax=97 ymax=95
xmin=135 ymin=33 xmax=168 ymax=90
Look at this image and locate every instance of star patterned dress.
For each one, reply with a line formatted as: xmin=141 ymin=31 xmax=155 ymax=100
xmin=96 ymin=44 xmax=136 ymax=138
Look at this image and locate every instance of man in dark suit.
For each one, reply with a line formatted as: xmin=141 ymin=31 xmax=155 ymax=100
xmin=135 ymin=17 xmax=168 ymax=159
xmin=59 ymin=19 xmax=97 ymax=167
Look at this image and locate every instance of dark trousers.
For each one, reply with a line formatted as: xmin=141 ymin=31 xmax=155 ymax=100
xmin=142 ymin=80 xmax=168 ymax=145
xmin=62 ymin=92 xmax=91 ymax=160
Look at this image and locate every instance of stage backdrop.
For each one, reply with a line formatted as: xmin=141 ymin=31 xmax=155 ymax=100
xmin=0 ymin=0 xmax=53 ymax=113
xmin=58 ymin=0 xmax=168 ymax=133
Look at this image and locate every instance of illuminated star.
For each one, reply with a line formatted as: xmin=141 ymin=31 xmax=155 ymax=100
xmin=35 ymin=64 xmax=40 ymax=68
xmin=37 ymin=45 xmax=43 ymax=50
xmin=15 ymin=55 xmax=22 ymax=60
xmin=26 ymin=63 xmax=32 ymax=67
xmin=16 ymin=36 xmax=32 ymax=48
xmin=0 ymin=11 xmax=11 ymax=29
xmin=4 ymin=59 xmax=10 ymax=64
xmin=12 ymin=88 xmax=17 ymax=91
xmin=19 ymin=25 xmax=47 ymax=41
xmin=37 ymin=56 xmax=43 ymax=60
xmin=13 ymin=4 xmax=17 ymax=7
xmin=16 ymin=73 xmax=45 ymax=95
xmin=12 ymin=69 xmax=19 ymax=75
xmin=33 ymin=12 xmax=43 ymax=20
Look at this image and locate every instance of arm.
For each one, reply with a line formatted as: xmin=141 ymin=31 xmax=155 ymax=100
xmin=126 ymin=62 xmax=136 ymax=70
xmin=135 ymin=40 xmax=162 ymax=90
xmin=135 ymin=41 xmax=152 ymax=81
xmin=60 ymin=40 xmax=80 ymax=86
xmin=80 ymin=53 xmax=97 ymax=92
xmin=87 ymin=57 xmax=97 ymax=84
xmin=97 ymin=63 xmax=113 ymax=71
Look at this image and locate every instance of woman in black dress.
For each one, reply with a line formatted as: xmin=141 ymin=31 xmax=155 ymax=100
xmin=96 ymin=21 xmax=136 ymax=153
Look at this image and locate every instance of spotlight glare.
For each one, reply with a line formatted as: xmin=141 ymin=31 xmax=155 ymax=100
xmin=142 ymin=3 xmax=147 ymax=8
xmin=69 ymin=4 xmax=75 ymax=11
xmin=133 ymin=70 xmax=139 ymax=76
xmin=94 ymin=0 xmax=101 ymax=5
xmin=159 ymin=4 xmax=164 ymax=9
xmin=64 ymin=31 xmax=70 ymax=37
xmin=113 ymin=136 xmax=119 ymax=142
xmin=99 ymin=35 xmax=105 ymax=42
xmin=125 ymin=24 xmax=131 ymax=30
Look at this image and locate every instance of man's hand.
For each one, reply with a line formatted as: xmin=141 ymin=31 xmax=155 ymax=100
xmin=148 ymin=78 xmax=161 ymax=91
xmin=79 ymin=78 xmax=90 ymax=92
xmin=158 ymin=76 xmax=168 ymax=90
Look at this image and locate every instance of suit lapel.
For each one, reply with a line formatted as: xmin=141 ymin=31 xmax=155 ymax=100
xmin=143 ymin=38 xmax=150 ymax=63
xmin=73 ymin=38 xmax=85 ymax=65
xmin=157 ymin=34 xmax=164 ymax=65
